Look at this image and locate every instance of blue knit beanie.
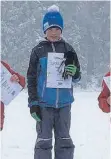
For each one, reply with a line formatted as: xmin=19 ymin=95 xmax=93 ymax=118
xmin=43 ymin=5 xmax=64 ymax=33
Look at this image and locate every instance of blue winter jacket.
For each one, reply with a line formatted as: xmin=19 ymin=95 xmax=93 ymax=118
xmin=27 ymin=38 xmax=81 ymax=108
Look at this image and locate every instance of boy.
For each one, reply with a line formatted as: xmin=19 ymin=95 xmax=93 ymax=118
xmin=0 ymin=60 xmax=25 ymax=130
xmin=27 ymin=5 xmax=81 ymax=159
xmin=98 ymin=71 xmax=110 ymax=113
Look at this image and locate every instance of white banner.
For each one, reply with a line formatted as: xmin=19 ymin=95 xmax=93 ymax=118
xmin=46 ymin=52 xmax=72 ymax=88
xmin=0 ymin=63 xmax=23 ymax=105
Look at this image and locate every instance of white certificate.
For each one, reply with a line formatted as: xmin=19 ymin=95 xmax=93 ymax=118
xmin=0 ymin=63 xmax=23 ymax=105
xmin=46 ymin=52 xmax=72 ymax=88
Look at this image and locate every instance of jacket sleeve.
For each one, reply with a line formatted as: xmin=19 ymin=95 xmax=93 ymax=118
xmin=70 ymin=46 xmax=81 ymax=82
xmin=1 ymin=61 xmax=25 ymax=88
xmin=27 ymin=48 xmax=39 ymax=107
xmin=0 ymin=101 xmax=4 ymax=130
xmin=98 ymin=81 xmax=110 ymax=113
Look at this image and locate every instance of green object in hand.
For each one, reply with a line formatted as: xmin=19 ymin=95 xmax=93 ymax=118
xmin=65 ymin=64 xmax=77 ymax=76
xmin=31 ymin=112 xmax=41 ymax=122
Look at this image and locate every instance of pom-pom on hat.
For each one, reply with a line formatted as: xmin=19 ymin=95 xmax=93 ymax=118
xmin=43 ymin=5 xmax=64 ymax=33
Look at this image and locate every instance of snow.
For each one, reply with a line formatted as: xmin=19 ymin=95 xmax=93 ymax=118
xmin=0 ymin=90 xmax=110 ymax=159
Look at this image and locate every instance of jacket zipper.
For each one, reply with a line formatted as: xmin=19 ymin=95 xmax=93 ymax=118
xmin=42 ymin=81 xmax=45 ymax=98
xmin=51 ymin=43 xmax=59 ymax=108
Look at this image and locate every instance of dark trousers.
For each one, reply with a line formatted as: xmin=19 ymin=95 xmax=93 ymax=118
xmin=34 ymin=106 xmax=75 ymax=159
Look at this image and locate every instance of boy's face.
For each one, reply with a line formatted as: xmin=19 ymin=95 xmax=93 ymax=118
xmin=45 ymin=27 xmax=62 ymax=42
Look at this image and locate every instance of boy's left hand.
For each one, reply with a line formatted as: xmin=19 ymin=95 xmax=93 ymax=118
xmin=30 ymin=106 xmax=42 ymax=122
xmin=65 ymin=64 xmax=77 ymax=76
xmin=10 ymin=74 xmax=19 ymax=82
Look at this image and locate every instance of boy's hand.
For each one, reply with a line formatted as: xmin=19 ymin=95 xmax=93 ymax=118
xmin=65 ymin=64 xmax=77 ymax=76
xmin=107 ymin=96 xmax=111 ymax=106
xmin=30 ymin=106 xmax=42 ymax=122
xmin=10 ymin=74 xmax=19 ymax=82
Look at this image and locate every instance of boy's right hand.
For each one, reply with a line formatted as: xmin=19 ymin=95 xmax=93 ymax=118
xmin=30 ymin=106 xmax=42 ymax=122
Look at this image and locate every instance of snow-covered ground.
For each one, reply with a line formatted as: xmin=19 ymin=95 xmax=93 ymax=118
xmin=0 ymin=90 xmax=111 ymax=159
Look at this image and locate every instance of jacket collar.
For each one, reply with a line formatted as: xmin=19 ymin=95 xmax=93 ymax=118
xmin=38 ymin=37 xmax=65 ymax=44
